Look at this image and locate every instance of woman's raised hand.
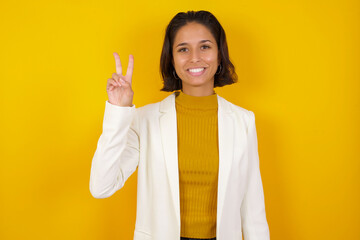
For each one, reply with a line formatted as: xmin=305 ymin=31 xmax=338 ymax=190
xmin=106 ymin=52 xmax=134 ymax=107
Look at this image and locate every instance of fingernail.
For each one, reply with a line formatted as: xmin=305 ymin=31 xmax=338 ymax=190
xmin=120 ymin=79 xmax=125 ymax=83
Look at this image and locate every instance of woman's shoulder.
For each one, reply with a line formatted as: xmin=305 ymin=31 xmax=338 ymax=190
xmin=134 ymin=93 xmax=255 ymax=121
xmin=135 ymin=93 xmax=174 ymax=116
xmin=217 ymin=95 xmax=254 ymax=118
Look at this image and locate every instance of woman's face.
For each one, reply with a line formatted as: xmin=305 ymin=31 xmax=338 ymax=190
xmin=172 ymin=22 xmax=219 ymax=92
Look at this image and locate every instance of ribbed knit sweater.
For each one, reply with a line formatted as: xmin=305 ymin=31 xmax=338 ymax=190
xmin=175 ymin=90 xmax=219 ymax=239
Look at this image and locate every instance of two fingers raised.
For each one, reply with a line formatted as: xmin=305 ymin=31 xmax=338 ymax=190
xmin=113 ymin=52 xmax=134 ymax=84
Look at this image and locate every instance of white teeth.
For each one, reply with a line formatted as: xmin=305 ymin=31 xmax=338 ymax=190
xmin=188 ymin=68 xmax=204 ymax=73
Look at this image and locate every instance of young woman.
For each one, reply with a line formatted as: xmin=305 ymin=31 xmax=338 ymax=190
xmin=90 ymin=10 xmax=270 ymax=240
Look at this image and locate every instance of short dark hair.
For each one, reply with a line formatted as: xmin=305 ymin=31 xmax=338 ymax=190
xmin=160 ymin=10 xmax=238 ymax=92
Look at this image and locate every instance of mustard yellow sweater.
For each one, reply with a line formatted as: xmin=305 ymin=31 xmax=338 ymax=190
xmin=175 ymin=90 xmax=219 ymax=239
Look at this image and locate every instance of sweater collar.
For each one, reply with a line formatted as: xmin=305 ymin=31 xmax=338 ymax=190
xmin=175 ymin=90 xmax=218 ymax=110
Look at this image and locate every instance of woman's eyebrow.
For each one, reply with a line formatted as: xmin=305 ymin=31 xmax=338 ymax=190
xmin=175 ymin=40 xmax=213 ymax=48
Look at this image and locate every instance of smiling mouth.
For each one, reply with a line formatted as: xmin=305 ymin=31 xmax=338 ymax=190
xmin=188 ymin=67 xmax=205 ymax=73
xmin=187 ymin=67 xmax=206 ymax=76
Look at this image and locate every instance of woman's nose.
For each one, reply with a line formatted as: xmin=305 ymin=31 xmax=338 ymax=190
xmin=190 ymin=49 xmax=201 ymax=62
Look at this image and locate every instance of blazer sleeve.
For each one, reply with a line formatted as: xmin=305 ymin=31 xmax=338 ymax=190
xmin=89 ymin=100 xmax=140 ymax=199
xmin=241 ymin=111 xmax=270 ymax=240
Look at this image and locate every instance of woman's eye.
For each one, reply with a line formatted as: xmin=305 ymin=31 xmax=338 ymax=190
xmin=177 ymin=45 xmax=210 ymax=52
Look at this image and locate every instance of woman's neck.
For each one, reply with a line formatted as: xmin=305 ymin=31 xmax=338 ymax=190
xmin=180 ymin=88 xmax=215 ymax=97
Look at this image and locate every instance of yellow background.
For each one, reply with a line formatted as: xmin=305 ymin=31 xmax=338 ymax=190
xmin=1 ymin=0 xmax=359 ymax=239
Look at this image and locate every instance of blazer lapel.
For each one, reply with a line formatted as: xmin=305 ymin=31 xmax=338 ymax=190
xmin=216 ymin=95 xmax=234 ymax=236
xmin=159 ymin=92 xmax=235 ymax=233
xmin=159 ymin=93 xmax=181 ymax=229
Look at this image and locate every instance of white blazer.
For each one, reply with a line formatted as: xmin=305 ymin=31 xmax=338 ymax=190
xmin=89 ymin=92 xmax=270 ymax=240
